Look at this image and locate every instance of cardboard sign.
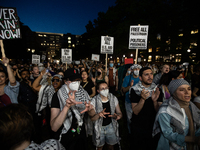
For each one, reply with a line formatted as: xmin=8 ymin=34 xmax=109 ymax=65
xmin=100 ymin=36 xmax=114 ymax=54
xmin=32 ymin=55 xmax=40 ymax=64
xmin=0 ymin=7 xmax=21 ymax=39
xmin=129 ymin=25 xmax=149 ymax=49
xmin=41 ymin=55 xmax=46 ymax=60
xmin=91 ymin=54 xmax=100 ymax=61
xmin=61 ymin=48 xmax=72 ymax=63
xmin=124 ymin=58 xmax=133 ymax=64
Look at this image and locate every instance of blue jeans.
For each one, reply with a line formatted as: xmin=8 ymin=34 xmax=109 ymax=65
xmin=98 ymin=123 xmax=118 ymax=147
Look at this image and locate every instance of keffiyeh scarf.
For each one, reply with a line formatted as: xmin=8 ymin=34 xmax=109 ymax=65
xmin=129 ymin=81 xmax=157 ymax=99
xmin=57 ymin=84 xmax=90 ymax=141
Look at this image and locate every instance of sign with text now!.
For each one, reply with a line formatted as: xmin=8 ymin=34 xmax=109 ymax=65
xmin=0 ymin=7 xmax=21 ymax=40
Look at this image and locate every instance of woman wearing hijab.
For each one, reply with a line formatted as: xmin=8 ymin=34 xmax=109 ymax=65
xmin=153 ymin=79 xmax=200 ymax=150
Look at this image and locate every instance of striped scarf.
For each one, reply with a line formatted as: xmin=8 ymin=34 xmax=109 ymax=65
xmin=57 ymin=84 xmax=90 ymax=141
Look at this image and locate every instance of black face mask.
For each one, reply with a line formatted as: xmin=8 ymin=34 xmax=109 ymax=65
xmin=13 ymin=68 xmax=17 ymax=71
xmin=97 ymin=71 xmax=101 ymax=76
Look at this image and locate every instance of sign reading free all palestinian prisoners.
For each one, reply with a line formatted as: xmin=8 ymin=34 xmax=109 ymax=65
xmin=61 ymin=48 xmax=72 ymax=63
xmin=129 ymin=25 xmax=149 ymax=49
xmin=0 ymin=7 xmax=21 ymax=39
xmin=100 ymin=36 xmax=114 ymax=54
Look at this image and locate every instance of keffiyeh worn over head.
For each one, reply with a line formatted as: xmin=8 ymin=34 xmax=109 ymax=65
xmin=168 ymin=79 xmax=190 ymax=96
xmin=129 ymin=81 xmax=157 ymax=99
xmin=130 ymin=64 xmax=142 ymax=70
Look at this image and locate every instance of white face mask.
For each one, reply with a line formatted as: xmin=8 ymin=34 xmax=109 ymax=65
xmin=69 ymin=81 xmax=80 ymax=91
xmin=134 ymin=70 xmax=139 ymax=76
xmin=127 ymin=71 xmax=131 ymax=74
xmin=100 ymin=89 xmax=109 ymax=97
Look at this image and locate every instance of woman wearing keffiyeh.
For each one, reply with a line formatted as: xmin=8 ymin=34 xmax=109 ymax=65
xmin=153 ymin=79 xmax=200 ymax=150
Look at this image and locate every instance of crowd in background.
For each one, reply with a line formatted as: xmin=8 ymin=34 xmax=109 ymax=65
xmin=1 ymin=57 xmax=200 ymax=150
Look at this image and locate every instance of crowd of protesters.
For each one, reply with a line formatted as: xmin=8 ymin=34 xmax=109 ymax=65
xmin=1 ymin=57 xmax=200 ymax=150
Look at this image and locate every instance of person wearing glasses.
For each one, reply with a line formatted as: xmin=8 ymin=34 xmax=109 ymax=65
xmin=32 ymin=70 xmax=63 ymax=142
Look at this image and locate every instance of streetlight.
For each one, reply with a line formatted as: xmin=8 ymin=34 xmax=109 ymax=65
xmin=130 ymin=54 xmax=133 ymax=57
xmin=187 ymin=49 xmax=191 ymax=52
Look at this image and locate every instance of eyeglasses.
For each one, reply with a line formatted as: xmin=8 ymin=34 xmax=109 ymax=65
xmin=52 ymin=79 xmax=60 ymax=82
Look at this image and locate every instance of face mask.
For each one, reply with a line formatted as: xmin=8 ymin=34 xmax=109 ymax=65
xmin=109 ymin=63 xmax=114 ymax=67
xmin=127 ymin=71 xmax=131 ymax=74
xmin=134 ymin=70 xmax=139 ymax=76
xmin=100 ymin=89 xmax=109 ymax=97
xmin=118 ymin=63 xmax=120 ymax=66
xmin=69 ymin=81 xmax=80 ymax=91
xmin=97 ymin=71 xmax=101 ymax=76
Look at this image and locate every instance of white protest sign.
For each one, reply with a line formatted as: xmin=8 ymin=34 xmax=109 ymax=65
xmin=91 ymin=54 xmax=100 ymax=61
xmin=32 ymin=55 xmax=40 ymax=64
xmin=75 ymin=61 xmax=80 ymax=65
xmin=41 ymin=55 xmax=46 ymax=60
xmin=100 ymin=36 xmax=114 ymax=54
xmin=129 ymin=25 xmax=149 ymax=49
xmin=61 ymin=48 xmax=72 ymax=63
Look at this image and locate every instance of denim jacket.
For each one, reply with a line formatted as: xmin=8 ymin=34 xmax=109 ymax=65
xmin=4 ymin=81 xmax=20 ymax=103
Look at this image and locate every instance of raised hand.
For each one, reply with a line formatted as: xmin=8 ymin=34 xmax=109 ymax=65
xmin=152 ymin=87 xmax=160 ymax=102
xmin=98 ymin=108 xmax=110 ymax=118
xmin=140 ymin=89 xmax=150 ymax=100
xmin=108 ymin=113 xmax=121 ymax=120
xmin=130 ymin=79 xmax=134 ymax=87
xmin=80 ymin=101 xmax=93 ymax=114
xmin=65 ymin=91 xmax=83 ymax=108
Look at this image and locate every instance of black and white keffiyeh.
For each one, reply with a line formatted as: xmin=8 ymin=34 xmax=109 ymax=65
xmin=91 ymin=93 xmax=121 ymax=148
xmin=57 ymin=84 xmax=91 ymax=141
xmin=129 ymin=81 xmax=157 ymax=99
xmin=36 ymin=84 xmax=55 ymax=114
xmin=25 ymin=139 xmax=65 ymax=150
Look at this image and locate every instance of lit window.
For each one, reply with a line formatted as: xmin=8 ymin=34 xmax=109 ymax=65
xmin=68 ymin=44 xmax=71 ymax=47
xmin=41 ymin=43 xmax=43 ymax=45
xmin=148 ymin=48 xmax=152 ymax=53
xmin=32 ymin=49 xmax=35 ymax=53
xmin=157 ymin=34 xmax=161 ymax=40
xmin=178 ymin=34 xmax=183 ymax=36
xmin=191 ymin=29 xmax=198 ymax=34
xmin=68 ymin=41 xmax=71 ymax=43
xmin=72 ymin=44 xmax=75 ymax=47
xmin=156 ymin=47 xmax=160 ymax=52
xmin=155 ymin=55 xmax=160 ymax=60
xmin=148 ymin=55 xmax=152 ymax=62
xmin=44 ymin=35 xmax=46 ymax=37
xmin=68 ymin=37 xmax=71 ymax=40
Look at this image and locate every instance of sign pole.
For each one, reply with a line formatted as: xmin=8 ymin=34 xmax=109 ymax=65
xmin=135 ymin=49 xmax=138 ymax=64
xmin=0 ymin=40 xmax=6 ymax=58
xmin=66 ymin=62 xmax=67 ymax=70
xmin=105 ymin=53 xmax=108 ymax=72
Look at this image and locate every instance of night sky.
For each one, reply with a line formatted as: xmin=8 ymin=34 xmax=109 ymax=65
xmin=1 ymin=0 xmax=116 ymax=35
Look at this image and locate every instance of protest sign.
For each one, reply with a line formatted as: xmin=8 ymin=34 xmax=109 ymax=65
xmin=91 ymin=54 xmax=100 ymax=61
xmin=124 ymin=58 xmax=133 ymax=64
xmin=32 ymin=55 xmax=40 ymax=64
xmin=75 ymin=61 xmax=80 ymax=65
xmin=129 ymin=25 xmax=148 ymax=49
xmin=41 ymin=55 xmax=46 ymax=60
xmin=0 ymin=7 xmax=21 ymax=40
xmin=100 ymin=36 xmax=114 ymax=54
xmin=61 ymin=48 xmax=72 ymax=63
